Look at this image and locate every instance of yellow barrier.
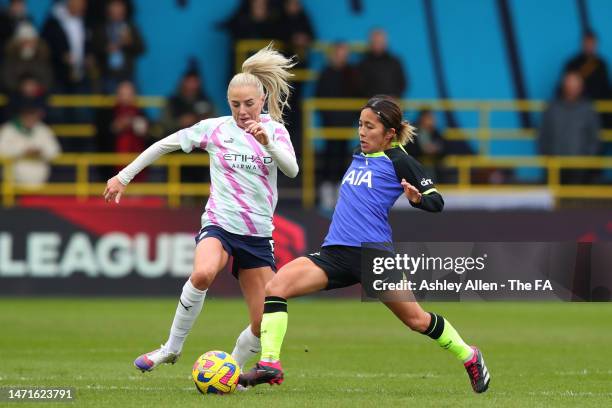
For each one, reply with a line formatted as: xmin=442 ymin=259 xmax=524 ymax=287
xmin=302 ymin=98 xmax=612 ymax=156
xmin=50 ymin=124 xmax=96 ymax=138
xmin=0 ymin=94 xmax=165 ymax=139
xmin=301 ymin=98 xmax=612 ymax=207
xmin=47 ymin=95 xmax=166 ymax=108
xmin=2 ymin=94 xmax=612 ymax=209
xmin=2 ymin=151 xmax=612 ymax=209
xmin=0 ymin=95 xmax=165 ymax=109
xmin=0 ymin=153 xmax=209 ymax=208
xmin=44 ymin=124 xmax=612 ymax=142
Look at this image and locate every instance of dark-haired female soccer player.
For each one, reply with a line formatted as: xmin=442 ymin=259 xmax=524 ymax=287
xmin=240 ymin=95 xmax=490 ymax=393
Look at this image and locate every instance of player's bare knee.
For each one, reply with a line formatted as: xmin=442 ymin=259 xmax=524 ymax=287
xmin=190 ymin=267 xmax=216 ymax=290
xmin=265 ymin=278 xmax=288 ymax=298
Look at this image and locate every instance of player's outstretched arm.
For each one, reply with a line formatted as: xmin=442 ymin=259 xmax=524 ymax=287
xmin=103 ymin=133 xmax=182 ymax=204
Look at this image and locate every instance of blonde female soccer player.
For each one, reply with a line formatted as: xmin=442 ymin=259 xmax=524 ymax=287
xmin=240 ymin=95 xmax=490 ymax=394
xmin=103 ymin=44 xmax=299 ymax=373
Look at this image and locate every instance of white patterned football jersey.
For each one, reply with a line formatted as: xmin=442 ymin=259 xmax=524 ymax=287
xmin=177 ymin=114 xmax=296 ymax=237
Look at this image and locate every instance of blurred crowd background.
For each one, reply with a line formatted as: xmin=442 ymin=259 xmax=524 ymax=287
xmin=0 ymin=0 xmax=611 ymax=210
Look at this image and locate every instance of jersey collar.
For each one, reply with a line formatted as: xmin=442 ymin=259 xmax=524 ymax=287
xmin=361 ymin=151 xmax=387 ymax=157
xmin=360 ymin=141 xmax=405 ymax=157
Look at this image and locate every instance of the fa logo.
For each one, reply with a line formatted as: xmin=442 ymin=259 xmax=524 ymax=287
xmin=342 ymin=169 xmax=373 ymax=188
xmin=420 ymin=178 xmax=433 ymax=186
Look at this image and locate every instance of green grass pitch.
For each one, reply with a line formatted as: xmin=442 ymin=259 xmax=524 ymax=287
xmin=1 ymin=298 xmax=611 ymax=407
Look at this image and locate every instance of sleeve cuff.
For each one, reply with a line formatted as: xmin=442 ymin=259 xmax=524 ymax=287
xmin=117 ymin=171 xmax=130 ymax=186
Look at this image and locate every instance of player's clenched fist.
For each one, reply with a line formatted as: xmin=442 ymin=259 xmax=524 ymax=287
xmin=401 ymin=178 xmax=422 ymax=204
xmin=244 ymin=119 xmax=269 ymax=145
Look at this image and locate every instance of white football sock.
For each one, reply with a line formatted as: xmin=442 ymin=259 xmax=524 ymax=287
xmin=165 ymin=279 xmax=207 ymax=354
xmin=231 ymin=325 xmax=261 ymax=369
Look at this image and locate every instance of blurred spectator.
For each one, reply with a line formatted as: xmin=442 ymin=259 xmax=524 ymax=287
xmin=86 ymin=0 xmax=133 ymax=28
xmin=221 ymin=0 xmax=283 ymax=82
xmin=110 ymin=80 xmax=148 ymax=154
xmin=0 ymin=98 xmax=61 ymax=189
xmin=564 ymin=30 xmax=610 ymax=101
xmin=0 ymin=0 xmax=32 ymax=67
xmin=406 ymin=109 xmax=477 ymax=183
xmin=95 ymin=80 xmax=148 ymax=179
xmin=280 ymin=0 xmax=313 ymax=60
xmin=315 ymin=42 xmax=363 ymax=187
xmin=159 ymin=62 xmax=213 ymax=183
xmin=159 ymin=61 xmax=214 ymax=135
xmin=1 ymin=23 xmax=53 ymax=95
xmin=315 ymin=43 xmax=362 ymax=125
xmin=358 ymin=29 xmax=407 ymax=98
xmin=407 ymin=109 xmax=445 ymax=159
xmin=406 ymin=109 xmax=446 ymax=184
xmin=539 ymin=71 xmax=601 ymax=184
xmin=280 ymin=0 xmax=314 ymax=162
xmin=92 ymin=0 xmax=145 ymax=93
xmin=4 ymin=74 xmax=48 ymax=120
xmin=409 ymin=109 xmax=473 ymax=157
xmin=315 ymin=42 xmax=363 ymax=210
xmin=41 ymin=0 xmax=92 ymax=93
xmin=224 ymin=0 xmax=282 ymax=41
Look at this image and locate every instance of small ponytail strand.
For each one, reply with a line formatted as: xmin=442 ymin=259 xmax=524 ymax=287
xmin=397 ymin=120 xmax=417 ymax=144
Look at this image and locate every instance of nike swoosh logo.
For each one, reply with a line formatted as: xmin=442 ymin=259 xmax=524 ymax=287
xmin=249 ymin=349 xmax=258 ymax=353
xmin=179 ymin=299 xmax=192 ymax=311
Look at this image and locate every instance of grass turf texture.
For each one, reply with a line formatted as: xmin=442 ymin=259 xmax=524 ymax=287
xmin=1 ymin=298 xmax=611 ymax=407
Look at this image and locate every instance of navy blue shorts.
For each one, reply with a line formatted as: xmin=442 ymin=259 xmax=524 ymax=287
xmin=195 ymin=225 xmax=276 ymax=279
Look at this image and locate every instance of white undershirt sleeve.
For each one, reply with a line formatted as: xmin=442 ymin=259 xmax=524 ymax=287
xmin=116 ymin=132 xmax=182 ymax=185
xmin=263 ymin=140 xmax=299 ymax=178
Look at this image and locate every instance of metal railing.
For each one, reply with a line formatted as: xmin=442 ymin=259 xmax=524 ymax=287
xmin=2 ymin=144 xmax=610 ymax=210
xmin=0 ymin=95 xmax=166 ymax=138
xmin=301 ymin=98 xmax=612 ymax=207
xmin=2 ymin=91 xmax=612 ymax=208
xmin=0 ymin=153 xmax=209 ymax=208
